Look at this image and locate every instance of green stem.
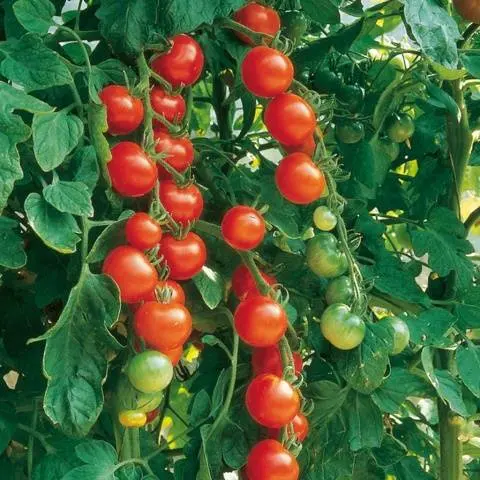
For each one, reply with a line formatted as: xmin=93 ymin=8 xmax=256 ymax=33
xmin=238 ymin=251 xmax=270 ymax=295
xmin=56 ymin=25 xmax=92 ymax=73
xmin=27 ymin=401 xmax=38 ymax=479
xmin=17 ymin=424 xmax=55 ymax=454
xmin=438 ymin=400 xmax=463 ymax=480
xmin=217 ymin=17 xmax=273 ymax=45
xmin=81 ymin=217 xmax=89 ymax=265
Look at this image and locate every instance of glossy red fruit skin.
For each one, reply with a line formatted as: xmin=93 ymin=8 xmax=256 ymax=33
xmin=221 ymin=206 xmax=265 ymax=251
xmin=159 ymin=232 xmax=207 ymax=280
xmin=102 ymin=246 xmax=158 ymax=303
xmin=275 ymin=152 xmax=326 ymax=204
xmin=268 ymin=413 xmax=309 ymax=442
xmin=125 ymin=213 xmax=163 ymax=250
xmin=282 ymin=134 xmax=316 ymax=156
xmin=264 ymin=93 xmax=316 ymax=146
xmin=252 ymin=346 xmax=303 ymax=377
xmin=150 ymin=34 xmax=205 ymax=87
xmin=159 ymin=180 xmax=204 ymax=225
xmin=234 ymin=296 xmax=287 ymax=347
xmin=453 ymin=0 xmax=480 ymax=23
xmin=154 ymin=130 xmax=194 ymax=178
xmin=150 ymin=86 xmax=186 ymax=127
xmin=234 ymin=3 xmax=281 ymax=46
xmin=246 ymin=374 xmax=300 ymax=428
xmin=162 ymin=344 xmax=183 ymax=366
xmin=231 ymin=265 xmax=276 ymax=300
xmin=99 ymin=85 xmax=144 ymax=135
xmin=241 ymin=46 xmax=294 ymax=98
xmin=108 ymin=142 xmax=157 ymax=197
xmin=143 ymin=279 xmax=186 ymax=305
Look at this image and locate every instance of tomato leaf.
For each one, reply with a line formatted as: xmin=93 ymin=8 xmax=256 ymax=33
xmin=43 ymin=181 xmax=94 ymax=217
xmin=75 ymin=440 xmax=117 ymax=466
xmin=455 ymin=285 xmax=480 ymax=329
xmin=193 ymin=266 xmax=225 ymax=310
xmin=13 ymin=0 xmax=55 ymax=35
xmin=372 ymin=434 xmax=407 ymax=467
xmin=190 ymin=390 xmax=212 ymax=424
xmin=221 ymin=421 xmax=249 ymax=469
xmin=301 ymin=0 xmax=340 ymax=26
xmin=87 ymin=104 xmax=111 ymax=184
xmin=0 ymin=403 xmax=17 ymax=454
xmin=405 ymin=308 xmax=456 ymax=347
xmin=389 ymin=456 xmax=436 ymax=479
xmin=305 ymin=380 xmax=349 ymax=426
xmin=456 ymin=342 xmax=480 ymax=397
xmin=86 ymin=217 xmax=130 ymax=263
xmin=69 ymin=146 xmax=100 ymax=193
xmin=0 ymin=217 xmax=27 ymax=269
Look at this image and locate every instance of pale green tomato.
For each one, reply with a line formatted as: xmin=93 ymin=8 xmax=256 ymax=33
xmin=384 ymin=316 xmax=410 ymax=355
xmin=313 ymin=206 xmax=337 ymax=231
xmin=135 ymin=390 xmax=164 ymax=413
xmin=325 ymin=276 xmax=353 ymax=305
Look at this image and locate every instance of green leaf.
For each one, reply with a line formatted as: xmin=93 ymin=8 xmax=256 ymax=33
xmin=403 ymin=0 xmax=461 ymax=69
xmin=0 ymin=217 xmax=27 ymax=269
xmin=43 ymin=181 xmax=94 ymax=217
xmin=32 ymin=111 xmax=84 ymax=171
xmin=405 ymin=308 xmax=456 ymax=347
xmin=461 ymin=53 xmax=480 ymax=78
xmin=62 ymin=464 xmax=116 ymax=480
xmin=87 ymin=104 xmax=111 ymax=184
xmin=13 ymin=0 xmax=55 ymax=34
xmin=86 ymin=218 xmax=129 ymax=263
xmin=0 ymin=33 xmax=73 ymax=92
xmin=0 ymin=403 xmax=17 ymax=454
xmin=372 ymin=434 xmax=407 ymax=467
xmin=222 ymin=421 xmax=248 ymax=469
xmin=301 ymin=0 xmax=340 ymax=25
xmin=193 ymin=266 xmax=225 ymax=310
xmin=454 ymin=285 xmax=480 ymax=329
xmin=33 ymin=452 xmax=81 ymax=480
xmin=197 ymin=423 xmax=223 ymax=480
xmin=70 ymin=146 xmax=100 ymax=193
xmin=190 ymin=390 xmax=211 ymax=424
xmin=456 ymin=342 xmax=480 ymax=397
xmin=37 ymin=268 xmax=122 ymax=437
xmin=389 ymin=456 xmax=435 ymax=479
xmin=306 ymin=380 xmax=349 ymax=426
xmin=89 ymin=59 xmax=137 ymax=93
xmin=75 ymin=440 xmax=117 ymax=466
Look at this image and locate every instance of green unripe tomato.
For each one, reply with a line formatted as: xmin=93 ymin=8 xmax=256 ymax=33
xmin=313 ymin=206 xmax=337 ymax=231
xmin=335 ymin=121 xmax=365 ymax=144
xmin=306 ymin=232 xmax=348 ymax=278
xmin=325 ymin=276 xmax=353 ymax=305
xmin=385 ymin=113 xmax=415 ymax=143
xmin=337 ymin=84 xmax=364 ymax=113
xmin=282 ymin=10 xmax=309 ymax=43
xmin=320 ymin=303 xmax=366 ymax=350
xmin=313 ymin=68 xmax=343 ymax=94
xmin=126 ymin=350 xmax=173 ymax=394
xmin=383 ymin=316 xmax=410 ymax=355
xmin=135 ymin=390 xmax=164 ymax=413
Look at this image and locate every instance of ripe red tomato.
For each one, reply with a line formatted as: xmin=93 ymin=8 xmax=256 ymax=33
xmin=245 ymin=439 xmax=299 ymax=480
xmin=134 ymin=301 xmax=192 ymax=350
xmin=233 ymin=3 xmax=281 ymax=46
xmin=150 ymin=86 xmax=186 ymax=127
xmin=99 ymin=85 xmax=144 ymax=136
xmin=125 ymin=213 xmax=162 ymax=250
xmin=143 ymin=279 xmax=186 ymax=304
xmin=246 ymin=374 xmax=300 ymax=428
xmin=108 ymin=142 xmax=157 ymax=197
xmin=159 ymin=180 xmax=204 ymax=225
xmin=146 ymin=408 xmax=160 ymax=423
xmin=275 ymin=152 xmax=326 ymax=204
xmin=268 ymin=413 xmax=309 ymax=442
xmin=234 ymin=295 xmax=287 ymax=347
xmin=453 ymin=0 xmax=480 ymax=24
xmin=241 ymin=46 xmax=294 ymax=98
xmin=150 ymin=34 xmax=204 ymax=87
xmin=264 ymin=93 xmax=316 ymax=146
xmin=252 ymin=346 xmax=303 ymax=377
xmin=231 ymin=265 xmax=276 ymax=300
xmin=221 ymin=206 xmax=265 ymax=251
xmin=282 ymin=134 xmax=316 ymax=156
xmin=102 ymin=246 xmax=158 ymax=303
xmin=162 ymin=344 xmax=184 ymax=366
xmin=153 ymin=130 xmax=194 ymax=178
xmin=159 ymin=232 xmax=206 ymax=280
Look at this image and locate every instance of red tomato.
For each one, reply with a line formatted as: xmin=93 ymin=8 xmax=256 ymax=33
xmin=453 ymin=0 xmax=480 ymax=22
xmin=264 ymin=93 xmax=316 ymax=146
xmin=125 ymin=213 xmax=162 ymax=250
xmin=282 ymin=134 xmax=316 ymax=156
xmin=134 ymin=301 xmax=192 ymax=350
xmin=102 ymin=246 xmax=158 ymax=303
xmin=99 ymin=85 xmax=144 ymax=135
xmin=275 ymin=152 xmax=326 ymax=204
xmin=159 ymin=233 xmax=207 ymax=280
xmin=153 ymin=130 xmax=194 ymax=178
xmin=159 ymin=180 xmax=204 ymax=225
xmin=251 ymin=346 xmax=303 ymax=377
xmin=108 ymin=142 xmax=157 ymax=197
xmin=246 ymin=373 xmax=300 ymax=428
xmin=146 ymin=408 xmax=160 ymax=423
xmin=162 ymin=344 xmax=184 ymax=366
xmin=241 ymin=46 xmax=294 ymax=98
xmin=143 ymin=279 xmax=186 ymax=305
xmin=268 ymin=413 xmax=309 ymax=442
xmin=234 ymin=295 xmax=287 ymax=347
xmin=246 ymin=440 xmax=299 ymax=480
xmin=150 ymin=34 xmax=204 ymax=87
xmin=150 ymin=85 xmax=186 ymax=127
xmin=234 ymin=3 xmax=281 ymax=46
xmin=221 ymin=206 xmax=265 ymax=251
xmin=231 ymin=265 xmax=276 ymax=300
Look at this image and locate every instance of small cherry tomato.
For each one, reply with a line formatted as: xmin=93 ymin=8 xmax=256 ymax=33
xmin=159 ymin=232 xmax=207 ymax=280
xmin=233 ymin=3 xmax=281 ymax=46
xmin=126 ymin=350 xmax=173 ymax=393
xmin=383 ymin=316 xmax=410 ymax=355
xmin=306 ymin=232 xmax=348 ymax=278
xmin=385 ymin=113 xmax=415 ymax=143
xmin=162 ymin=344 xmax=184 ymax=366
xmin=102 ymin=246 xmax=158 ymax=303
xmin=150 ymin=85 xmax=186 ymax=127
xmin=282 ymin=134 xmax=316 ymax=156
xmin=150 ymin=34 xmax=204 ymax=87
xmin=313 ymin=206 xmax=337 ymax=231
xmin=264 ymin=93 xmax=316 ymax=146
xmin=159 ymin=180 xmax=204 ymax=225
xmin=108 ymin=142 xmax=157 ymax=197
xmin=337 ymin=84 xmax=364 ymax=113
xmin=231 ymin=264 xmax=276 ymax=300
xmin=335 ymin=121 xmax=365 ymax=144
xmin=135 ymin=390 xmax=164 ymax=413
xmin=153 ymin=130 xmax=194 ymax=178
xmin=313 ymin=68 xmax=343 ymax=94
xmin=221 ymin=206 xmax=265 ymax=251
xmin=118 ymin=410 xmax=147 ymax=428
xmin=453 ymin=0 xmax=480 ymax=23
xmin=268 ymin=412 xmax=309 ymax=442
xmin=125 ymin=213 xmax=163 ymax=250
xmin=325 ymin=276 xmax=353 ymax=305
xmin=241 ymin=46 xmax=294 ymax=98
xmin=143 ymin=279 xmax=186 ymax=304
xmin=234 ymin=295 xmax=287 ymax=347
xmin=252 ymin=346 xmax=303 ymax=377
xmin=99 ymin=85 xmax=144 ymax=135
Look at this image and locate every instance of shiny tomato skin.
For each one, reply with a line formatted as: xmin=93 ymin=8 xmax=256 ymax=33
xmin=118 ymin=410 xmax=147 ymax=428
xmin=252 ymin=346 xmax=303 ymax=377
xmin=221 ymin=206 xmax=265 ymax=251
xmin=325 ymin=276 xmax=353 ymax=305
xmin=282 ymin=134 xmax=316 ymax=156
xmin=268 ymin=413 xmax=309 ymax=442
xmin=231 ymin=264 xmax=276 ymax=300
xmin=153 ymin=130 xmax=194 ymax=178
xmin=143 ymin=279 xmax=186 ymax=304
xmin=234 ymin=295 xmax=287 ymax=347
xmin=241 ymin=46 xmax=294 ymax=98
xmin=246 ymin=374 xmax=300 ymax=428
xmin=150 ymin=34 xmax=204 ymax=87
xmin=162 ymin=344 xmax=184 ymax=366
xmin=159 ymin=232 xmax=207 ymax=280
xmin=383 ymin=316 xmax=410 ymax=355
xmin=306 ymin=233 xmax=349 ymax=279
xmin=159 ymin=180 xmax=204 ymax=225
xmin=99 ymin=85 xmax=144 ymax=135
xmin=264 ymin=93 xmax=316 ymax=146
xmin=234 ymin=3 xmax=281 ymax=46
xmin=275 ymin=153 xmax=326 ymax=204
xmin=150 ymin=85 xmax=186 ymax=127
xmin=102 ymin=246 xmax=158 ymax=303
xmin=454 ymin=0 xmax=480 ymax=22
xmin=126 ymin=350 xmax=173 ymax=393
xmin=125 ymin=213 xmax=163 ymax=250
xmin=108 ymin=142 xmax=157 ymax=197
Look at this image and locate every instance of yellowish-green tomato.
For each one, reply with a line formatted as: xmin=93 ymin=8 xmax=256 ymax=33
xmin=313 ymin=206 xmax=337 ymax=231
xmin=118 ymin=409 xmax=147 ymax=428
xmin=384 ymin=316 xmax=410 ymax=355
xmin=135 ymin=390 xmax=164 ymax=413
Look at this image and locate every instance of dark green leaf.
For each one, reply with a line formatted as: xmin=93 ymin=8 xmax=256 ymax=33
xmin=237 ymin=93 xmax=256 ymax=140
xmin=405 ymin=308 xmax=456 ymax=347
xmin=62 ymin=464 xmax=116 ymax=480
xmin=193 ymin=266 xmax=225 ymax=310
xmin=32 ymin=452 xmax=81 ymax=480
xmin=87 ymin=104 xmax=111 ymax=184
xmin=456 ymin=342 xmax=480 ymax=397
xmin=75 ymin=440 xmax=117 ymax=466
xmin=190 ymin=390 xmax=211 ymax=424
xmin=86 ymin=218 xmax=129 ymax=263
xmin=461 ymin=53 xmax=480 ymax=78
xmin=389 ymin=456 xmax=435 ymax=479
xmin=13 ymin=0 xmax=55 ymax=34
xmin=198 ymin=423 xmax=223 ymax=480
xmin=0 ymin=403 xmax=16 ymax=453
xmin=43 ymin=181 xmax=94 ymax=217
xmin=306 ymin=380 xmax=349 ymax=426
xmin=222 ymin=421 xmax=248 ymax=469
xmin=70 ymin=146 xmax=100 ymax=193
xmin=455 ymin=285 xmax=480 ymax=329
xmin=0 ymin=217 xmax=27 ymax=269
xmin=372 ymin=434 xmax=407 ymax=467
xmin=301 ymin=0 xmax=340 ymax=25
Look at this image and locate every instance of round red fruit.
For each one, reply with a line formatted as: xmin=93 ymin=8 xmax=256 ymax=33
xmin=221 ymin=206 xmax=265 ymax=251
xmin=268 ymin=413 xmax=309 ymax=442
xmin=162 ymin=344 xmax=184 ymax=366
xmin=143 ymin=279 xmax=186 ymax=305
xmin=231 ymin=265 xmax=276 ymax=300
xmin=150 ymin=86 xmax=186 ymax=127
xmin=126 ymin=213 xmax=162 ymax=250
xmin=154 ymin=130 xmax=194 ymax=178
xmin=159 ymin=180 xmax=203 ymax=225
xmin=282 ymin=134 xmax=316 ymax=156
xmin=252 ymin=346 xmax=303 ymax=377
xmin=234 ymin=3 xmax=281 ymax=46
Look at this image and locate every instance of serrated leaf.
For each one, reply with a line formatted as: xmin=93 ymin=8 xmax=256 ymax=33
xmin=193 ymin=266 xmax=225 ymax=309
xmin=86 ymin=218 xmax=129 ymax=263
xmin=75 ymin=440 xmax=117 ymax=466
xmin=222 ymin=421 xmax=248 ymax=469
xmin=0 ymin=216 xmax=26 ymax=269
xmin=25 ymin=193 xmax=81 ymax=254
xmin=70 ymin=146 xmax=99 ymax=193
xmin=13 ymin=0 xmax=55 ymax=34
xmin=44 ymin=181 xmax=94 ymax=217
xmin=405 ymin=308 xmax=456 ymax=347
xmin=456 ymin=342 xmax=480 ymax=397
